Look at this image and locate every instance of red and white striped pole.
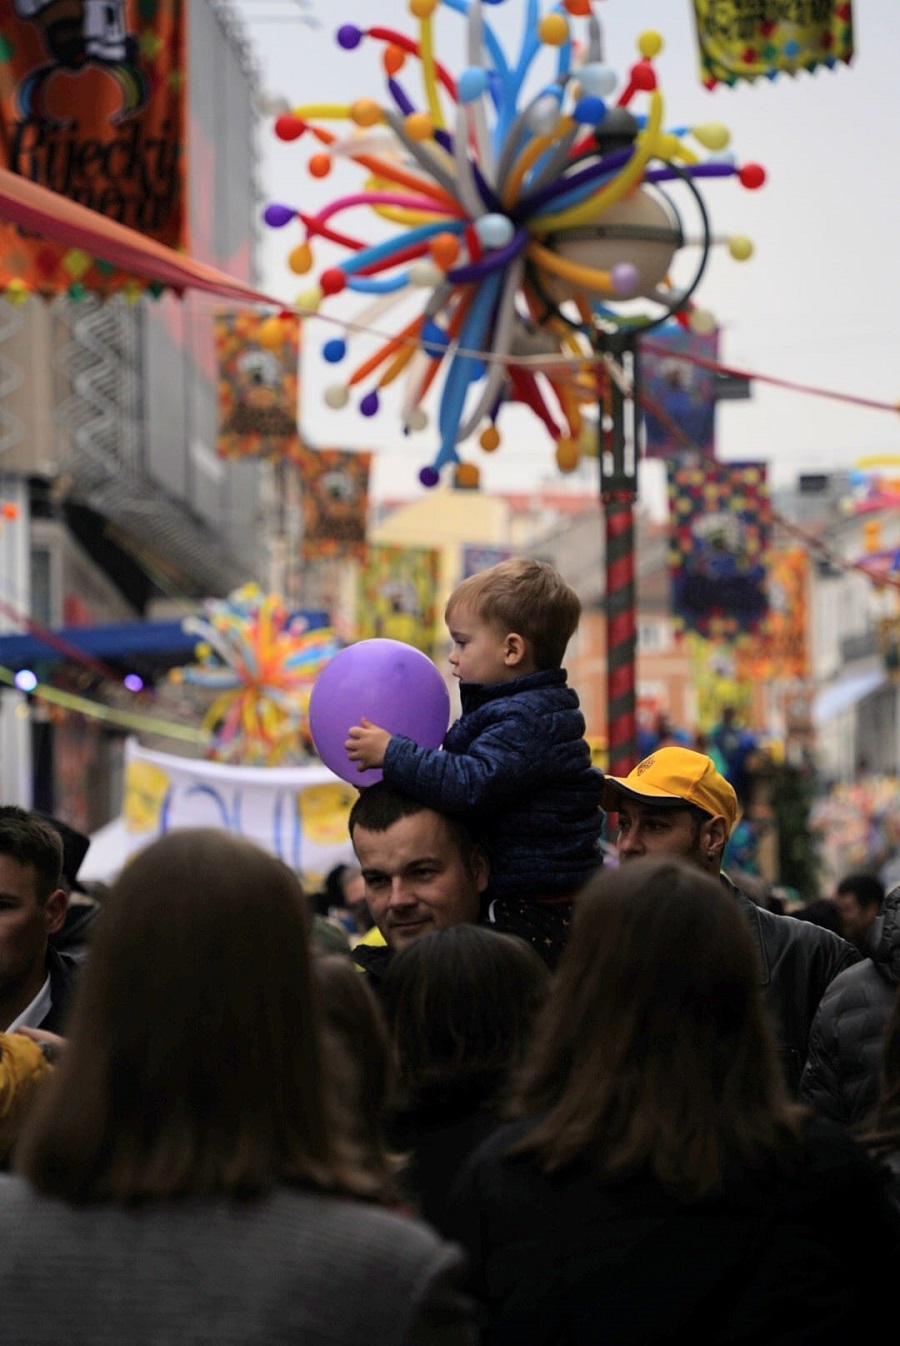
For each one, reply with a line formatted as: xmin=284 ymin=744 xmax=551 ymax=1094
xmin=599 ymin=331 xmax=640 ymax=779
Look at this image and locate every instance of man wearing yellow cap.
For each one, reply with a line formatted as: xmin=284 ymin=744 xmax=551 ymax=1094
xmin=602 ymin=747 xmax=859 ymax=1093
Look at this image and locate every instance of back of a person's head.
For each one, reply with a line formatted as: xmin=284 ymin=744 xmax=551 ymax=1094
xmin=382 ymin=925 xmax=550 ymax=1104
xmin=17 ymin=829 xmax=375 ymax=1204
xmin=513 ymin=858 xmax=803 ymax=1196
xmin=316 ymin=953 xmax=394 ymax=1132
xmin=445 ymin=557 xmax=580 ymax=669
xmin=793 ymin=898 xmax=843 ymax=934
xmin=836 ymin=872 xmax=885 ymax=911
xmin=0 ymin=806 xmax=63 ymax=901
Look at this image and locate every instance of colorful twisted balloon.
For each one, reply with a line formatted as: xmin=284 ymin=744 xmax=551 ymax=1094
xmin=171 ymin=585 xmax=341 ymax=765
xmin=267 ymin=0 xmax=763 ymax=485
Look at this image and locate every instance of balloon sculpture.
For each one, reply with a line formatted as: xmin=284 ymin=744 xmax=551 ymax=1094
xmin=266 ymin=0 xmax=763 ymax=485
xmin=171 ymin=584 xmax=340 ymax=765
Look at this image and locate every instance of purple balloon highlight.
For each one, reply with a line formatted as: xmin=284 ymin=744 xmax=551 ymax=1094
xmin=447 ymin=226 xmax=528 ymax=284
xmin=388 ymin=77 xmax=416 ymax=116
xmin=336 ymin=24 xmax=362 ymax=50
xmin=420 ymin=465 xmax=440 ymax=488
xmin=308 ymin=639 xmax=450 ymax=785
xmin=263 ymin=203 xmax=296 ymax=228
xmin=515 ymin=144 xmax=632 ymax=219
xmin=360 ymin=390 xmax=380 ymax=416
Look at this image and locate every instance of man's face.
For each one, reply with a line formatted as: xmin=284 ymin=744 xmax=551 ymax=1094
xmin=352 ymin=810 xmax=489 ymax=951
xmin=615 ymin=799 xmax=713 ymax=869
xmin=834 ymin=889 xmax=875 ymax=943
xmin=0 ymin=854 xmax=65 ymax=1022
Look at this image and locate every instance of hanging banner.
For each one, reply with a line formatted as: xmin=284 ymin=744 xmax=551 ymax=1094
xmin=668 ymin=461 xmax=770 ymax=638
xmin=293 ymin=446 xmax=372 ymax=563
xmin=462 ymin=546 xmax=512 ymax=579
xmin=0 ymin=0 xmax=186 ymax=296
xmin=357 ymin=545 xmax=441 ymax=656
xmin=121 ymin=738 xmax=359 ymax=885
xmin=641 ymin=326 xmax=719 ymax=459
xmin=737 ymin=546 xmax=810 ymax=681
xmin=686 ymin=633 xmax=754 ymax=732
xmin=692 ymin=1 xmax=854 ymax=88
xmin=215 ymin=312 xmax=301 ymax=460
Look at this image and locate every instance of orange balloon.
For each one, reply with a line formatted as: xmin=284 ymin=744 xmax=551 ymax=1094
xmin=479 ymin=425 xmax=501 ymax=452
xmin=1 ymin=502 xmax=18 ymax=520
xmin=455 ymin=462 xmax=480 ymax=489
xmin=351 ymin=99 xmax=381 ymax=128
xmin=429 ymin=232 xmax=460 ymax=269
xmin=308 ymin=153 xmax=331 ymax=178
xmin=383 ymin=44 xmax=406 ymax=76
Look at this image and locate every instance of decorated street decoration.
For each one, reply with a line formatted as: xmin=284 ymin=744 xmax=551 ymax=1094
xmin=668 ymin=461 xmax=770 ymax=639
xmin=170 ymin=584 xmax=340 ymax=765
xmin=266 ymin=0 xmax=764 ymax=486
xmin=640 ymin=322 xmax=719 ymax=458
xmin=691 ymin=1 xmax=854 ymax=89
xmin=215 ymin=312 xmax=302 ymax=460
xmin=294 ymin=445 xmax=372 ymax=563
xmin=0 ymin=0 xmax=187 ymax=299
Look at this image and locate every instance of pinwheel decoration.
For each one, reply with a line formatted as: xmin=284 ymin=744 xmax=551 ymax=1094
xmin=266 ymin=0 xmax=764 ymax=485
xmin=171 ymin=585 xmax=341 ymax=765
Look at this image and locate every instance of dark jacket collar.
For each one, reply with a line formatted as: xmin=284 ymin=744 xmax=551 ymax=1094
xmin=459 ymin=667 xmax=567 ymax=713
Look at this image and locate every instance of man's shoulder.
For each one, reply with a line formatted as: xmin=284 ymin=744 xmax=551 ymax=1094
xmin=730 ymin=882 xmax=860 ymax=974
xmin=351 ymin=940 xmax=392 ymax=985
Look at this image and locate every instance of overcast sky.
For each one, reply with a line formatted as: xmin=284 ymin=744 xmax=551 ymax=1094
xmin=231 ymin=0 xmax=900 ymax=508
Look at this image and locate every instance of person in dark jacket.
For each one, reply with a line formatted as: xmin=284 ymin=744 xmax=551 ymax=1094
xmin=345 ymin=558 xmax=604 ymax=965
xmin=799 ymin=883 xmax=900 ymax=1124
xmin=382 ymin=925 xmax=550 ymax=1234
xmin=446 ymin=860 xmax=899 ymax=1346
xmin=601 ymin=748 xmax=859 ymax=1092
xmin=0 ymin=807 xmax=77 ymax=1036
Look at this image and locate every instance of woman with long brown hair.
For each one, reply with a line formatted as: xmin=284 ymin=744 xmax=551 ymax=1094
xmin=0 ymin=829 xmax=473 ymax=1345
xmin=448 ymin=858 xmax=898 ymax=1344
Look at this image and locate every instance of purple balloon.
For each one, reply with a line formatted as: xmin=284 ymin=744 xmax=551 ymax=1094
xmin=308 ymin=639 xmax=450 ymax=786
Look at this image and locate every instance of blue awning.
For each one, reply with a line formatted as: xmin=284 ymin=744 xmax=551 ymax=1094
xmin=0 ymin=612 xmax=330 ymax=672
xmin=812 ymin=668 xmax=887 ymax=726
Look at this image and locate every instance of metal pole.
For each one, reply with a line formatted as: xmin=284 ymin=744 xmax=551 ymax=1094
xmin=599 ymin=331 xmax=639 ymax=777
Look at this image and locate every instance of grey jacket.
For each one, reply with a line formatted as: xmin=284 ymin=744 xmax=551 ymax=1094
xmin=799 ymin=886 xmax=900 ymax=1125
xmin=0 ymin=1177 xmax=474 ymax=1345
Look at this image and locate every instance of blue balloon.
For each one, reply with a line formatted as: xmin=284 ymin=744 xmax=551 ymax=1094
xmin=322 ymin=338 xmax=346 ymax=364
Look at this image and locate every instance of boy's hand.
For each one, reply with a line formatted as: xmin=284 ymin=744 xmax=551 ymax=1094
xmin=345 ymin=717 xmax=392 ymax=771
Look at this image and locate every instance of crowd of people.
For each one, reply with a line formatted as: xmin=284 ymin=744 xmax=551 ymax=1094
xmin=1 ymin=556 xmax=899 ymax=1343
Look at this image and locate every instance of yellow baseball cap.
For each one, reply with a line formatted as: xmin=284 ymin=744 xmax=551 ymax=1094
xmin=602 ymin=747 xmax=738 ymax=837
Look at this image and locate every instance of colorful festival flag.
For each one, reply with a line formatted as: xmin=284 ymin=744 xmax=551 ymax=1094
xmin=461 ymin=546 xmax=512 ymax=579
xmin=691 ymin=1 xmax=854 ymax=88
xmin=215 ymin=312 xmax=301 ymax=461
xmin=737 ymin=546 xmax=810 ymax=681
xmin=641 ymin=325 xmax=719 ymax=459
xmin=0 ymin=0 xmax=186 ymax=296
xmin=294 ymin=446 xmax=372 ymax=564
xmin=357 ymin=546 xmax=441 ymax=656
xmin=668 ymin=461 xmax=770 ymax=638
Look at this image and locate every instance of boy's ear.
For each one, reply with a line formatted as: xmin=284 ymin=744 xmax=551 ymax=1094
xmin=504 ymin=632 xmax=527 ymax=666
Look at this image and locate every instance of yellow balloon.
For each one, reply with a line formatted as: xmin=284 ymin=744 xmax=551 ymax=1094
xmin=556 ymin=439 xmax=581 ymax=473
xmin=728 ymin=236 xmax=754 ymax=261
xmin=289 ymin=242 xmax=313 ymax=275
xmin=538 ymin=13 xmax=569 ymax=46
xmin=692 ymin=122 xmax=731 ymax=152
xmin=638 ymin=31 xmax=664 ymax=59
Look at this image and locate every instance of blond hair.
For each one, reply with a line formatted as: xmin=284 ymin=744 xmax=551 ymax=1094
xmin=445 ymin=558 xmax=581 ymax=669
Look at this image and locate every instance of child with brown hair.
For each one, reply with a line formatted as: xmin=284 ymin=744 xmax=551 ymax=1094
xmin=346 ymin=557 xmax=604 ymax=963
